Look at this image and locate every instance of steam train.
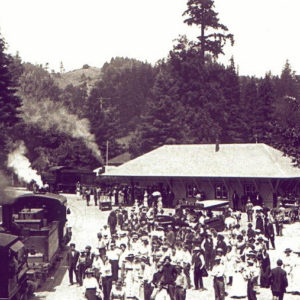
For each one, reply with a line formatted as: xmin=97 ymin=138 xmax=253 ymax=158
xmin=41 ymin=166 xmax=96 ymax=193
xmin=0 ymin=192 xmax=72 ymax=300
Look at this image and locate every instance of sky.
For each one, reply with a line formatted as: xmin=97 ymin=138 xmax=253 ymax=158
xmin=1 ymin=0 xmax=300 ymax=77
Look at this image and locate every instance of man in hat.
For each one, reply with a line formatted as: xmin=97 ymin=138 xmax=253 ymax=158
xmin=85 ymin=246 xmax=95 ymax=276
xmin=211 ymin=256 xmax=226 ymax=300
xmin=66 ymin=243 xmax=79 ymax=285
xmin=264 ymin=218 xmax=275 ymax=250
xmin=77 ymin=250 xmax=87 ymax=286
xmin=246 ymin=198 xmax=254 ymax=222
xmin=247 ymin=223 xmax=256 ymax=240
xmin=192 ymin=247 xmax=206 ymax=290
xmin=216 ymin=235 xmax=227 ymax=255
xmin=99 ymin=255 xmax=112 ymax=300
xmin=161 ymin=256 xmax=177 ymax=300
xmin=232 ymin=190 xmax=239 ymax=211
xmin=175 ymin=265 xmax=188 ymax=300
xmin=269 ymin=259 xmax=288 ymax=300
xmin=107 ymin=242 xmax=120 ymax=281
xmin=202 ymin=232 xmax=214 ymax=271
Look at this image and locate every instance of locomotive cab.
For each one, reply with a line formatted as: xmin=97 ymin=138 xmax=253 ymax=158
xmin=1 ymin=193 xmax=72 ymax=277
xmin=0 ymin=233 xmax=28 ymax=300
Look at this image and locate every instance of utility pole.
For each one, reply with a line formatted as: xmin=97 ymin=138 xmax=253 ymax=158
xmin=106 ymin=140 xmax=109 ymax=166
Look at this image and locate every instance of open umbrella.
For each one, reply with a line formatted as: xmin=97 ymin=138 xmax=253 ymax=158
xmin=152 ymin=191 xmax=161 ymax=197
xmin=252 ymin=205 xmax=263 ymax=211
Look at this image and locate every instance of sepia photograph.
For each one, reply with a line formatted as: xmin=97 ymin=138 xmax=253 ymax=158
xmin=0 ymin=1 xmax=300 ymax=299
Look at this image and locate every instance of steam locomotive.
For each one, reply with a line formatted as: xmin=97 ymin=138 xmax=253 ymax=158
xmin=0 ymin=192 xmax=72 ymax=300
xmin=42 ymin=166 xmax=96 ymax=193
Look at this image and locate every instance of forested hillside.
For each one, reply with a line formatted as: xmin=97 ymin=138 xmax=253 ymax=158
xmin=1 ymin=0 xmax=300 ymax=174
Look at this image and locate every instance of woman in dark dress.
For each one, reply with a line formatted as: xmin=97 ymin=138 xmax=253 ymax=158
xmin=255 ymin=212 xmax=264 ymax=234
xmin=258 ymin=249 xmax=271 ymax=288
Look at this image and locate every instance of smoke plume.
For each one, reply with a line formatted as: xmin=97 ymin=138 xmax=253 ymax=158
xmin=0 ymin=171 xmax=10 ymax=204
xmin=21 ymin=98 xmax=103 ymax=162
xmin=7 ymin=141 xmax=43 ymax=187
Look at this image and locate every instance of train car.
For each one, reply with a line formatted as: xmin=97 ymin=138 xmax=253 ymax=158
xmin=0 ymin=233 xmax=28 ymax=300
xmin=1 ymin=192 xmax=72 ymax=283
xmin=43 ymin=166 xmax=96 ymax=193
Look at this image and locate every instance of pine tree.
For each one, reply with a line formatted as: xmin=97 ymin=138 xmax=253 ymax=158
xmin=221 ymin=59 xmax=246 ymax=142
xmin=241 ymin=77 xmax=259 ymax=142
xmin=183 ymin=0 xmax=234 ymax=63
xmin=129 ymin=65 xmax=187 ymax=156
xmin=0 ymin=34 xmax=22 ymax=169
xmin=256 ymin=73 xmax=276 ymax=143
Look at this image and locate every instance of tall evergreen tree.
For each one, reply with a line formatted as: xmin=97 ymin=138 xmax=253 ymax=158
xmin=183 ymin=0 xmax=234 ymax=63
xmin=221 ymin=59 xmax=246 ymax=142
xmin=0 ymin=35 xmax=22 ymax=169
xmin=241 ymin=77 xmax=259 ymax=142
xmin=129 ymin=65 xmax=188 ymax=157
xmin=256 ymin=73 xmax=276 ymax=143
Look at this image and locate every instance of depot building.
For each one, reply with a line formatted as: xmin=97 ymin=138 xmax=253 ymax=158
xmin=103 ymin=143 xmax=300 ymax=207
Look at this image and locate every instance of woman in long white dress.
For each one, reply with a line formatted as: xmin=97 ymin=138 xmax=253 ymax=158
xmin=224 ymin=245 xmax=236 ymax=286
xmin=282 ymin=248 xmax=295 ymax=293
xmin=289 ymin=249 xmax=300 ymax=294
xmin=229 ymin=259 xmax=248 ymax=298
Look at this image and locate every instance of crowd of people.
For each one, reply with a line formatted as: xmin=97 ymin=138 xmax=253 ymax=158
xmin=76 ymin=182 xmax=176 ymax=208
xmin=65 ymin=191 xmax=300 ymax=300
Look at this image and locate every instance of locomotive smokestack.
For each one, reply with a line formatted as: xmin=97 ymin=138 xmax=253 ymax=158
xmin=215 ymin=137 xmax=220 ymax=152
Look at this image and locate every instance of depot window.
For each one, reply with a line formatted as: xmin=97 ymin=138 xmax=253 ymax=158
xmin=186 ymin=184 xmax=199 ymax=198
xmin=215 ymin=184 xmax=228 ymax=199
xmin=244 ymin=183 xmax=256 ymax=196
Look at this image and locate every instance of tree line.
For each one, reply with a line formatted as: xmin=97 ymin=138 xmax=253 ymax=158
xmin=0 ymin=0 xmax=300 ymax=174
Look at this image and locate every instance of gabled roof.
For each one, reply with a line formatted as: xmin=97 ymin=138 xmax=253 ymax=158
xmin=109 ymin=152 xmax=131 ymax=165
xmin=103 ymin=143 xmax=300 ymax=178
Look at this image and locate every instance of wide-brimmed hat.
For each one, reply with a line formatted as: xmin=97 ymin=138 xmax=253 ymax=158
xmin=257 ymin=235 xmax=264 ymax=240
xmin=284 ymin=248 xmax=292 ymax=253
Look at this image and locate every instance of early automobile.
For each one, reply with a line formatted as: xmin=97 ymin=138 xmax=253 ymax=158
xmin=179 ymin=199 xmax=230 ymax=232
xmin=99 ymin=195 xmax=112 ymax=211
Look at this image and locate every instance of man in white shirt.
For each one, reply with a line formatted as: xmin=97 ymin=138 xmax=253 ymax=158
xmin=98 ymin=255 xmax=112 ymax=300
xmin=211 ymin=256 xmax=225 ymax=300
xmin=107 ymin=242 xmax=120 ymax=281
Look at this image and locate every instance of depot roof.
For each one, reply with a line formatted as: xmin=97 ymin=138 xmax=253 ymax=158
xmin=103 ymin=143 xmax=300 ymax=178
